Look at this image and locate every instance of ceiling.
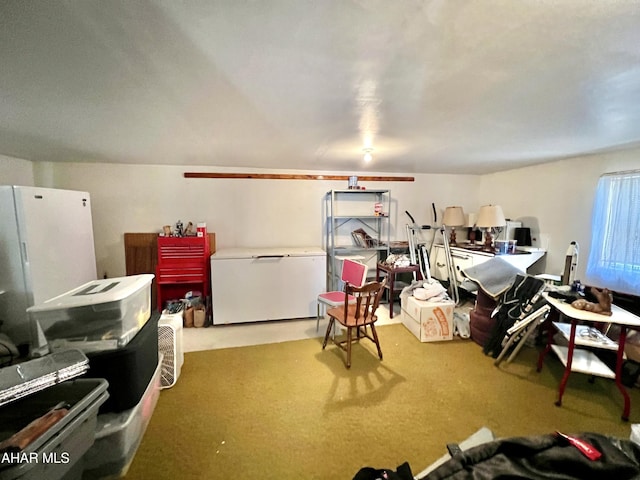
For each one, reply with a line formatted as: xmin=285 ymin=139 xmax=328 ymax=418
xmin=2 ymin=1 xmax=640 ymax=175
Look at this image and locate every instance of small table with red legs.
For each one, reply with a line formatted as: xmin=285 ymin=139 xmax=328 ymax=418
xmin=537 ymin=293 xmax=640 ymax=421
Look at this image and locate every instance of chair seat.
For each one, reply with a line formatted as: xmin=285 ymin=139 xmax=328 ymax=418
xmin=326 ymin=305 xmax=377 ymax=327
xmin=318 ymin=291 xmax=357 ymax=307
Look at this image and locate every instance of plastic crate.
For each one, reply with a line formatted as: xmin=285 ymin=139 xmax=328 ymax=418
xmin=84 ymin=314 xmax=159 ymax=414
xmin=27 ymin=275 xmax=154 ymax=352
xmin=0 ymin=378 xmax=109 ymax=480
xmin=82 ymin=357 xmax=162 ymax=479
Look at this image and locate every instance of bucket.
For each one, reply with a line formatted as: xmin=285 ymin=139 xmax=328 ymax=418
xmin=514 ymin=227 xmax=531 ymax=246
xmin=496 ymin=240 xmax=518 ymax=254
xmin=495 ymin=240 xmax=508 ymax=254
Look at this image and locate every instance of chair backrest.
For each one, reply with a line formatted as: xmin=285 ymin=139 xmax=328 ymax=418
xmin=343 ymin=279 xmax=387 ymax=325
xmin=341 ymin=259 xmax=368 ymax=288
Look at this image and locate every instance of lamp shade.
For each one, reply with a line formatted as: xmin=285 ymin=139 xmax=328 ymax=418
xmin=476 ymin=205 xmax=506 ymax=228
xmin=467 ymin=213 xmax=477 ymax=228
xmin=443 ymin=206 xmax=466 ymax=226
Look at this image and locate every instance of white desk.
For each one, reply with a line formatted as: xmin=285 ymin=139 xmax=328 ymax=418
xmin=537 ymin=293 xmax=640 ymax=421
xmin=431 ymin=245 xmax=545 ymax=285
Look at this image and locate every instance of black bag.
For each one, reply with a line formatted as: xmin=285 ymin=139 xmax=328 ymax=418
xmin=623 ymin=360 xmax=640 ymax=388
xmin=483 ymin=274 xmax=545 ymax=358
xmin=421 ymin=432 xmax=640 ymax=479
xmin=353 ymin=461 xmax=413 ymax=480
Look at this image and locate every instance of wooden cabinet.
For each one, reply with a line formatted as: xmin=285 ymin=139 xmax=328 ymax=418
xmin=124 ymin=233 xmax=159 ymax=310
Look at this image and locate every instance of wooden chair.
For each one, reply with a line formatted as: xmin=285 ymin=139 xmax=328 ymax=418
xmin=316 ymin=258 xmax=368 ymax=331
xmin=322 ymin=279 xmax=387 ymax=369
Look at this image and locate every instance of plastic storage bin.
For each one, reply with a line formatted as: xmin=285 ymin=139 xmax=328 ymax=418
xmin=84 ymin=313 xmax=159 ymax=414
xmin=27 ymin=274 xmax=154 ymax=352
xmin=0 ymin=378 xmax=109 ymax=480
xmin=82 ymin=357 xmax=162 ymax=479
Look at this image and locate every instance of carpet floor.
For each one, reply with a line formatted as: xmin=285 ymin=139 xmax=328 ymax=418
xmin=124 ymin=323 xmax=640 ymax=479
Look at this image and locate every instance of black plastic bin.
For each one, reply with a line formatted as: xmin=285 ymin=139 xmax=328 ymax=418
xmin=83 ymin=313 xmax=159 ymax=414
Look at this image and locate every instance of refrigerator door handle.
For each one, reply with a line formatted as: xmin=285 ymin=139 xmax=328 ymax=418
xmin=21 ymin=242 xmax=28 ymax=263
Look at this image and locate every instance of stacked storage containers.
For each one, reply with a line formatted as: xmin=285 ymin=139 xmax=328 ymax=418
xmin=0 ymin=379 xmax=109 ymax=480
xmin=0 ymin=351 xmax=108 ymax=480
xmin=26 ymin=274 xmax=160 ymax=479
xmin=81 ymin=356 xmax=161 ymax=479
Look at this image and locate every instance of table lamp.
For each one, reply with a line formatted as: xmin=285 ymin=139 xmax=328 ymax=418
xmin=476 ymin=204 xmax=506 ymax=250
xmin=443 ymin=206 xmax=466 ymax=245
xmin=467 ymin=212 xmax=478 ymax=243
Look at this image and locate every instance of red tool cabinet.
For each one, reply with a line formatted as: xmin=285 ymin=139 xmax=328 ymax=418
xmin=156 ymin=236 xmax=210 ymax=311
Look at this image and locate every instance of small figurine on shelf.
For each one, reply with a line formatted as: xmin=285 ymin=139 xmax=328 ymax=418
xmin=184 ymin=222 xmax=195 ymax=236
xmin=175 ymin=220 xmax=184 ymax=237
xmin=571 ymin=287 xmax=613 ymax=316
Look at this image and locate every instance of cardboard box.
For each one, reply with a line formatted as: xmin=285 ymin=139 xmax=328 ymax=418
xmin=400 ymin=295 xmax=455 ymax=342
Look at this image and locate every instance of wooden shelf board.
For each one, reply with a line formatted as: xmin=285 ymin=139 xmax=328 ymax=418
xmin=185 ymin=173 xmax=414 ymax=181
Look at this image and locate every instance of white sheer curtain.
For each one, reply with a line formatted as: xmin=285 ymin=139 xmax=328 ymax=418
xmin=586 ymin=171 xmax=640 ymax=295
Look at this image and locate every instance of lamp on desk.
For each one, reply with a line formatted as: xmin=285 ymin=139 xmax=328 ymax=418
xmin=476 ymin=204 xmax=506 ymax=251
xmin=443 ymin=206 xmax=466 ymax=246
xmin=467 ymin=212 xmax=479 ymax=243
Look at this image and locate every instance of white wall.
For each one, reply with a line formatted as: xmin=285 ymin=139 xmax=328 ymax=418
xmin=6 ymin=148 xmax=639 ymax=287
xmin=478 ymin=149 xmax=640 ymax=282
xmin=0 ymin=154 xmax=34 ymax=186
xmin=41 ymin=162 xmax=479 ymax=278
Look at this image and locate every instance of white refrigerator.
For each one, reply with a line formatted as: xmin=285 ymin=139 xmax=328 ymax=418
xmin=0 ymin=186 xmax=97 ymax=352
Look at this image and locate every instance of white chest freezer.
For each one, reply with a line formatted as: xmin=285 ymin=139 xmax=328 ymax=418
xmin=210 ymin=247 xmax=325 ymax=325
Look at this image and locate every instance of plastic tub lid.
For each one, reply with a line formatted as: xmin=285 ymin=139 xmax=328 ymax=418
xmin=0 ymin=349 xmax=90 ymax=407
xmin=26 ymin=274 xmax=154 ymax=313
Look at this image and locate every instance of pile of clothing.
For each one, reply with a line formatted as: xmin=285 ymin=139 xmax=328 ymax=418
xmin=383 ymin=253 xmax=412 ymax=268
xmin=406 ymin=278 xmax=449 ymax=302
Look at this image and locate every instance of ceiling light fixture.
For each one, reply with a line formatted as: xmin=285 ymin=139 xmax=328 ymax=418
xmin=363 ymin=148 xmax=373 ymax=162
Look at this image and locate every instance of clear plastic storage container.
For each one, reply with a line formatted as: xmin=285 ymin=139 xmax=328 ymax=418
xmin=82 ymin=356 xmax=162 ymax=479
xmin=27 ymin=274 xmax=154 ymax=352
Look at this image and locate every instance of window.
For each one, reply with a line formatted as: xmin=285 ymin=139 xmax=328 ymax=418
xmin=586 ymin=170 xmax=640 ymax=295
